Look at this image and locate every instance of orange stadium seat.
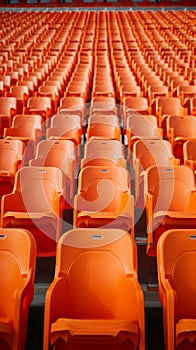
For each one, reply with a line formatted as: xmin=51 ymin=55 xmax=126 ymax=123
xmin=190 ymin=97 xmax=196 ymax=115
xmin=30 ymin=139 xmax=76 ymax=208
xmin=1 ymin=166 xmax=64 ymax=257
xmin=86 ymin=115 xmax=121 ymax=141
xmin=152 ymin=97 xmax=187 ymax=134
xmin=43 ymin=79 xmax=63 ymax=98
xmin=90 ymin=96 xmax=117 ymax=116
xmin=133 ymin=139 xmax=180 ymax=207
xmin=5 ymin=71 xmax=19 ymax=86
xmin=183 ymin=139 xmax=196 ymax=183
xmin=46 ymin=114 xmax=82 ymax=161
xmin=23 ymin=97 xmax=52 ymax=132
xmin=0 ymin=139 xmax=23 ymax=201
xmin=147 ymin=85 xmax=169 ymax=105
xmin=16 ymin=80 xmax=34 ymax=97
xmin=176 ymin=85 xmax=196 ymax=104
xmin=0 ymin=75 xmax=11 ymax=93
xmin=22 ymin=76 xmax=39 ymax=93
xmin=4 ymin=114 xmax=42 ymax=165
xmin=157 ymin=229 xmax=196 ymax=350
xmin=123 ymin=97 xmax=150 ymax=130
xmin=81 ymin=139 xmax=126 ymax=169
xmin=166 ymin=115 xmax=196 ymax=164
xmin=169 ymin=77 xmax=188 ymax=97
xmin=74 ymin=165 xmax=134 ymax=235
xmin=0 ymin=97 xmax=17 ymax=137
xmin=58 ymin=96 xmax=85 ymax=129
xmin=43 ymin=228 xmax=145 ymax=350
xmin=5 ymin=85 xmax=29 ymax=114
xmin=36 ymin=85 xmax=60 ymax=114
xmin=126 ymin=114 xmax=163 ymax=160
xmin=144 ymin=166 xmax=196 ymax=256
xmin=0 ymin=228 xmax=36 ymax=350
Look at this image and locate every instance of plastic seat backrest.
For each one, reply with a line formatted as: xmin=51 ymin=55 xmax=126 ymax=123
xmin=127 ymin=115 xmax=158 ymax=135
xmin=5 ymin=114 xmax=42 ymax=138
xmin=56 ymin=227 xmax=138 ymax=283
xmin=184 ymin=139 xmax=196 ymax=163
xmin=0 ymin=227 xmax=36 ymax=292
xmin=157 ymin=229 xmax=196 ymax=320
xmin=12 ymin=166 xmax=63 ymax=212
xmin=43 ymin=227 xmax=144 ymax=350
xmin=78 ymin=165 xmax=130 ymax=193
xmin=27 ymin=97 xmax=51 ymax=110
xmin=167 ymin=115 xmax=196 ymax=138
xmin=84 ymin=139 xmax=124 ymax=159
xmin=156 ymin=97 xmax=182 ymax=115
xmin=145 ymin=166 xmax=195 ymax=212
xmin=0 ymin=228 xmax=36 ymax=350
xmin=0 ymin=97 xmax=16 ymax=114
xmin=134 ymin=139 xmax=174 ymax=170
xmin=33 ymin=139 xmax=75 ymax=160
xmin=125 ymin=96 xmax=149 ymax=111
xmin=0 ymin=139 xmax=23 ymax=173
xmin=31 ymin=139 xmax=75 ymax=170
xmin=50 ymin=114 xmax=81 ymax=130
xmin=9 ymin=85 xmax=29 ymax=99
xmin=59 ymin=96 xmax=84 ymax=109
xmin=88 ymin=115 xmax=119 ymax=126
xmin=11 ymin=114 xmax=42 ymax=129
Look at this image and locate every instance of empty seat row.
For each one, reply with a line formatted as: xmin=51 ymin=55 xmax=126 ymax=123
xmin=2 ymin=94 xmax=196 ymax=143
xmin=0 ymin=10 xmax=196 ymax=350
xmin=1 ymin=111 xmax=196 ymax=257
xmin=1 ymin=227 xmax=196 ymax=350
xmin=1 ymin=10 xmax=196 ymax=108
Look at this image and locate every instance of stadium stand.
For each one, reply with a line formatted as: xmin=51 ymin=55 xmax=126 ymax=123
xmin=0 ymin=6 xmax=195 ymax=350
